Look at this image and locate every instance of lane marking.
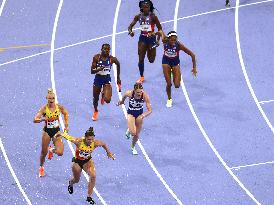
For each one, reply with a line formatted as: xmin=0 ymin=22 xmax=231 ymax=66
xmin=235 ymin=0 xmax=274 ymax=135
xmin=230 ymin=160 xmax=274 ymax=170
xmin=0 ymin=138 xmax=32 ymax=205
xmin=174 ymin=0 xmax=260 ymax=204
xmin=49 ymin=0 xmax=107 ymax=204
xmin=259 ymin=100 xmax=274 ymax=104
xmin=0 ymin=1 xmax=32 ymax=204
xmin=0 ymin=0 xmax=7 ymax=16
xmin=1 ymin=0 xmax=273 ymax=67
xmin=235 ymin=0 xmax=274 ymax=133
xmin=0 ymin=44 xmax=49 ymax=52
xmin=111 ymin=0 xmax=183 ymax=204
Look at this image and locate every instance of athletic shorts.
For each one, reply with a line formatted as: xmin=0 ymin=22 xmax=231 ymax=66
xmin=127 ymin=109 xmax=143 ymax=118
xmin=162 ymin=56 xmax=180 ymax=67
xmin=72 ymin=157 xmax=91 ymax=169
xmin=43 ymin=127 xmax=60 ymax=138
xmin=139 ymin=34 xmax=156 ymax=46
xmin=93 ymin=74 xmax=111 ymax=88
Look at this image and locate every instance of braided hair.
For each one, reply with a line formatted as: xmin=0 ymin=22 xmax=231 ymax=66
xmin=85 ymin=127 xmax=95 ymax=137
xmin=139 ymin=0 xmax=155 ymax=13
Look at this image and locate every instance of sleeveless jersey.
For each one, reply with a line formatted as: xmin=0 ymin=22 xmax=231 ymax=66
xmin=128 ymin=91 xmax=144 ymax=111
xmin=139 ymin=13 xmax=155 ymax=36
xmin=96 ymin=55 xmax=112 ymax=75
xmin=75 ymin=138 xmax=95 ymax=160
xmin=44 ymin=104 xmax=60 ymax=128
xmin=163 ymin=41 xmax=180 ymax=58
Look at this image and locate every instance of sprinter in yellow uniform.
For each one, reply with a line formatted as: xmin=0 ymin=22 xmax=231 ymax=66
xmin=34 ymin=88 xmax=69 ymax=177
xmin=59 ymin=127 xmax=115 ymax=205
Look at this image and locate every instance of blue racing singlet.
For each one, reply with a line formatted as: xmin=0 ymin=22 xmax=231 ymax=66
xmin=96 ymin=56 xmax=112 ymax=75
xmin=127 ymin=91 xmax=144 ymax=118
xmin=139 ymin=13 xmax=155 ymax=36
xmin=163 ymin=41 xmax=180 ymax=59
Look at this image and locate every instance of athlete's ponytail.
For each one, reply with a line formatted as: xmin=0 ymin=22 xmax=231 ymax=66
xmin=46 ymin=88 xmax=55 ymax=99
xmin=85 ymin=127 xmax=95 ymax=137
xmin=47 ymin=88 xmax=54 ymax=95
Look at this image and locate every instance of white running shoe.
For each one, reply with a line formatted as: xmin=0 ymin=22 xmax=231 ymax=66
xmin=125 ymin=129 xmax=131 ymax=139
xmin=131 ymin=146 xmax=138 ymax=155
xmin=166 ymin=99 xmax=173 ymax=108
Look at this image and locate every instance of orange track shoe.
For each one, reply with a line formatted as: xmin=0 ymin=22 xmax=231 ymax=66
xmin=39 ymin=166 xmax=45 ymax=177
xmin=136 ymin=76 xmax=145 ymax=83
xmin=92 ymin=111 xmax=98 ymax=121
xmin=48 ymin=145 xmax=53 ymax=160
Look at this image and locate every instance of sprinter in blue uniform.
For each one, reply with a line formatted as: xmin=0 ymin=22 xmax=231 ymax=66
xmin=117 ymin=83 xmax=152 ymax=155
xmin=91 ymin=44 xmax=121 ymax=121
xmin=161 ymin=31 xmax=197 ymax=108
xmin=128 ymin=0 xmax=163 ymax=83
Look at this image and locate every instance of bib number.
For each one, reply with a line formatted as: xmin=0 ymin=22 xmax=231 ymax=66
xmin=46 ymin=120 xmax=59 ymax=128
xmin=79 ymin=151 xmax=91 ymax=159
xmin=164 ymin=50 xmax=177 ymax=58
xmin=97 ymin=66 xmax=111 ymax=75
xmin=103 ymin=67 xmax=110 ymax=72
xmin=140 ymin=24 xmax=152 ymax=32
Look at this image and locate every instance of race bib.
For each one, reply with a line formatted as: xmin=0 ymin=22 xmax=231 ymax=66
xmin=79 ymin=151 xmax=91 ymax=159
xmin=103 ymin=67 xmax=110 ymax=72
xmin=46 ymin=120 xmax=59 ymax=128
xmin=97 ymin=66 xmax=111 ymax=75
xmin=164 ymin=50 xmax=177 ymax=58
xmin=140 ymin=24 xmax=152 ymax=32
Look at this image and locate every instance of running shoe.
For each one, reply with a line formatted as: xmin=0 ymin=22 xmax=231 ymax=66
xmin=39 ymin=166 xmax=45 ymax=177
xmin=86 ymin=197 xmax=96 ymax=204
xmin=136 ymin=76 xmax=145 ymax=83
xmin=131 ymin=146 xmax=138 ymax=155
xmin=92 ymin=111 xmax=98 ymax=121
xmin=48 ymin=145 xmax=53 ymax=160
xmin=166 ymin=99 xmax=173 ymax=108
xmin=125 ymin=129 xmax=131 ymax=139
xmin=68 ymin=180 xmax=73 ymax=194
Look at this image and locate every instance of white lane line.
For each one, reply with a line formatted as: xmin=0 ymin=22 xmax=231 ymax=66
xmin=111 ymin=1 xmax=183 ymax=204
xmin=175 ymin=1 xmax=261 ymax=204
xmin=175 ymin=0 xmax=273 ymax=22
xmin=49 ymin=1 xmax=107 ymax=204
xmin=0 ymin=138 xmax=32 ymax=205
xmin=259 ymin=100 xmax=274 ymax=104
xmin=0 ymin=0 xmax=7 ymax=16
xmin=230 ymin=160 xmax=274 ymax=170
xmin=234 ymin=0 xmax=274 ymax=132
xmin=0 ymin=1 xmax=32 ymax=204
xmin=1 ymin=0 xmax=272 ymax=68
xmin=173 ymin=0 xmax=180 ymax=32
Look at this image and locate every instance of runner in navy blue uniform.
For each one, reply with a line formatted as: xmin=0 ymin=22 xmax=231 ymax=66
xmin=128 ymin=0 xmax=163 ymax=83
xmin=161 ymin=31 xmax=197 ymax=108
xmin=117 ymin=83 xmax=152 ymax=155
xmin=91 ymin=44 xmax=121 ymax=121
